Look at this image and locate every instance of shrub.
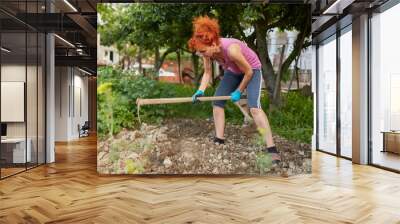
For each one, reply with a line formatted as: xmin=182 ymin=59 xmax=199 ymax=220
xmin=97 ymin=67 xmax=313 ymax=143
xmin=125 ymin=159 xmax=144 ymax=174
xmin=255 ymin=152 xmax=272 ymax=174
xmin=97 ymin=67 xmax=175 ymax=139
xmin=267 ymin=91 xmax=313 ymax=144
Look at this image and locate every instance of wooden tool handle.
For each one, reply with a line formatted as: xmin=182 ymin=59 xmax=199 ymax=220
xmin=136 ymin=96 xmax=231 ymax=106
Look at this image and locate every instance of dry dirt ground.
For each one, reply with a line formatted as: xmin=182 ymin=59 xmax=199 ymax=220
xmin=98 ymin=119 xmax=311 ymax=176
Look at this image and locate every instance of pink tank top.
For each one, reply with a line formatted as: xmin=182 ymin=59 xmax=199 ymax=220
xmin=220 ymin=38 xmax=261 ymax=74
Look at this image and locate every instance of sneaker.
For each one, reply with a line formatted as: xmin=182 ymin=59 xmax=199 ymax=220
xmin=213 ymin=137 xmax=225 ymax=145
xmin=262 ymin=146 xmax=281 ymax=164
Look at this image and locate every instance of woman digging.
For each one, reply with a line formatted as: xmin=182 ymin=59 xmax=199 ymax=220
xmin=188 ymin=16 xmax=281 ymax=164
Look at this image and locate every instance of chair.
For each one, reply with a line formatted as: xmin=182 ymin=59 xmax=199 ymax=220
xmin=79 ymin=121 xmax=90 ymax=138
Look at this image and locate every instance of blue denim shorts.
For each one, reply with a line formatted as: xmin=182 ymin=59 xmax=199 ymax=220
xmin=213 ymin=69 xmax=263 ymax=109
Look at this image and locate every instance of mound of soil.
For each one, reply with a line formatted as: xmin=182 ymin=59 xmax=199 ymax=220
xmin=97 ymin=119 xmax=311 ymax=176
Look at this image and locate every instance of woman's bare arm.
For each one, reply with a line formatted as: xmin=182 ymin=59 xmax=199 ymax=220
xmin=198 ymin=57 xmax=212 ymax=91
xmin=227 ymin=44 xmax=253 ymax=92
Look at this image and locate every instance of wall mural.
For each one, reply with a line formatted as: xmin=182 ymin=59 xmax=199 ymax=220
xmin=97 ymin=3 xmax=312 ymax=176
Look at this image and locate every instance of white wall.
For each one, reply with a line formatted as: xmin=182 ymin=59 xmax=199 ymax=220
xmin=55 ymin=67 xmax=69 ymax=141
xmin=1 ymin=63 xmax=46 ymax=164
xmin=1 ymin=65 xmax=41 ymax=137
xmin=1 ymin=65 xmax=25 ymax=81
xmin=1 ymin=82 xmax=25 ymax=122
xmin=71 ymin=72 xmax=89 ymax=138
xmin=1 ymin=65 xmax=26 ymax=138
xmin=55 ymin=67 xmax=89 ymax=141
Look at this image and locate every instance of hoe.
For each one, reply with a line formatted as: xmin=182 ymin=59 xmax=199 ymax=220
xmin=136 ymin=96 xmax=253 ymax=124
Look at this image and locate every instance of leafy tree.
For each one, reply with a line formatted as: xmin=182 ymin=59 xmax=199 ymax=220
xmin=212 ymin=4 xmax=311 ymax=108
xmin=99 ymin=4 xmax=209 ymax=75
xmin=98 ymin=3 xmax=311 ymax=107
xmin=98 ymin=4 xmax=138 ymax=70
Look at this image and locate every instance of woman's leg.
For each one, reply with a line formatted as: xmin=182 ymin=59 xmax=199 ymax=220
xmin=246 ymin=70 xmax=276 ymax=148
xmin=250 ymin=108 xmax=275 ymax=147
xmin=213 ymin=106 xmax=225 ymax=139
xmin=213 ymin=71 xmax=242 ymax=140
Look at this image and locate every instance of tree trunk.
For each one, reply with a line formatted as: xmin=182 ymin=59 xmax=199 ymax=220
xmin=271 ymin=11 xmax=311 ymax=107
xmin=288 ymin=71 xmax=294 ymax=91
xmin=296 ymin=64 xmax=300 ymax=89
xmin=277 ymin=11 xmax=310 ymax=91
xmin=155 ymin=48 xmax=175 ymax=72
xmin=128 ymin=56 xmax=132 ymax=71
xmin=177 ymin=50 xmax=182 ymax=83
xmin=154 ymin=46 xmax=160 ymax=70
xmin=119 ymin=56 xmax=124 ymax=69
xmin=138 ymin=46 xmax=143 ymax=75
xmin=272 ymin=45 xmax=286 ymax=108
xmin=255 ymin=21 xmax=275 ymax=99
xmin=288 ymin=56 xmax=299 ymax=91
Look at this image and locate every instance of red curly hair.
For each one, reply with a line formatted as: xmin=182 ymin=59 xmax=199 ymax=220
xmin=188 ymin=16 xmax=220 ymax=52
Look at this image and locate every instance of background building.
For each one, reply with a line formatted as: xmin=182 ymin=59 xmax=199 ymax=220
xmin=97 ymin=33 xmax=120 ymax=66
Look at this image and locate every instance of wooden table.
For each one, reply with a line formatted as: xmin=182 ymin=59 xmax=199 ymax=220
xmin=381 ymin=131 xmax=400 ymax=154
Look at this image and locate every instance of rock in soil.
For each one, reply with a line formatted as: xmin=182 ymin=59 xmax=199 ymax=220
xmin=97 ymin=119 xmax=311 ymax=176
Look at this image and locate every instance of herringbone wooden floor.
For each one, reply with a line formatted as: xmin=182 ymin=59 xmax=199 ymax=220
xmin=1 ymin=135 xmax=400 ymax=224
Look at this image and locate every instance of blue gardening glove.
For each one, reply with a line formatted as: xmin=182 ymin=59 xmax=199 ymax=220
xmin=192 ymin=89 xmax=204 ymax=103
xmin=230 ymin=89 xmax=241 ymax=103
